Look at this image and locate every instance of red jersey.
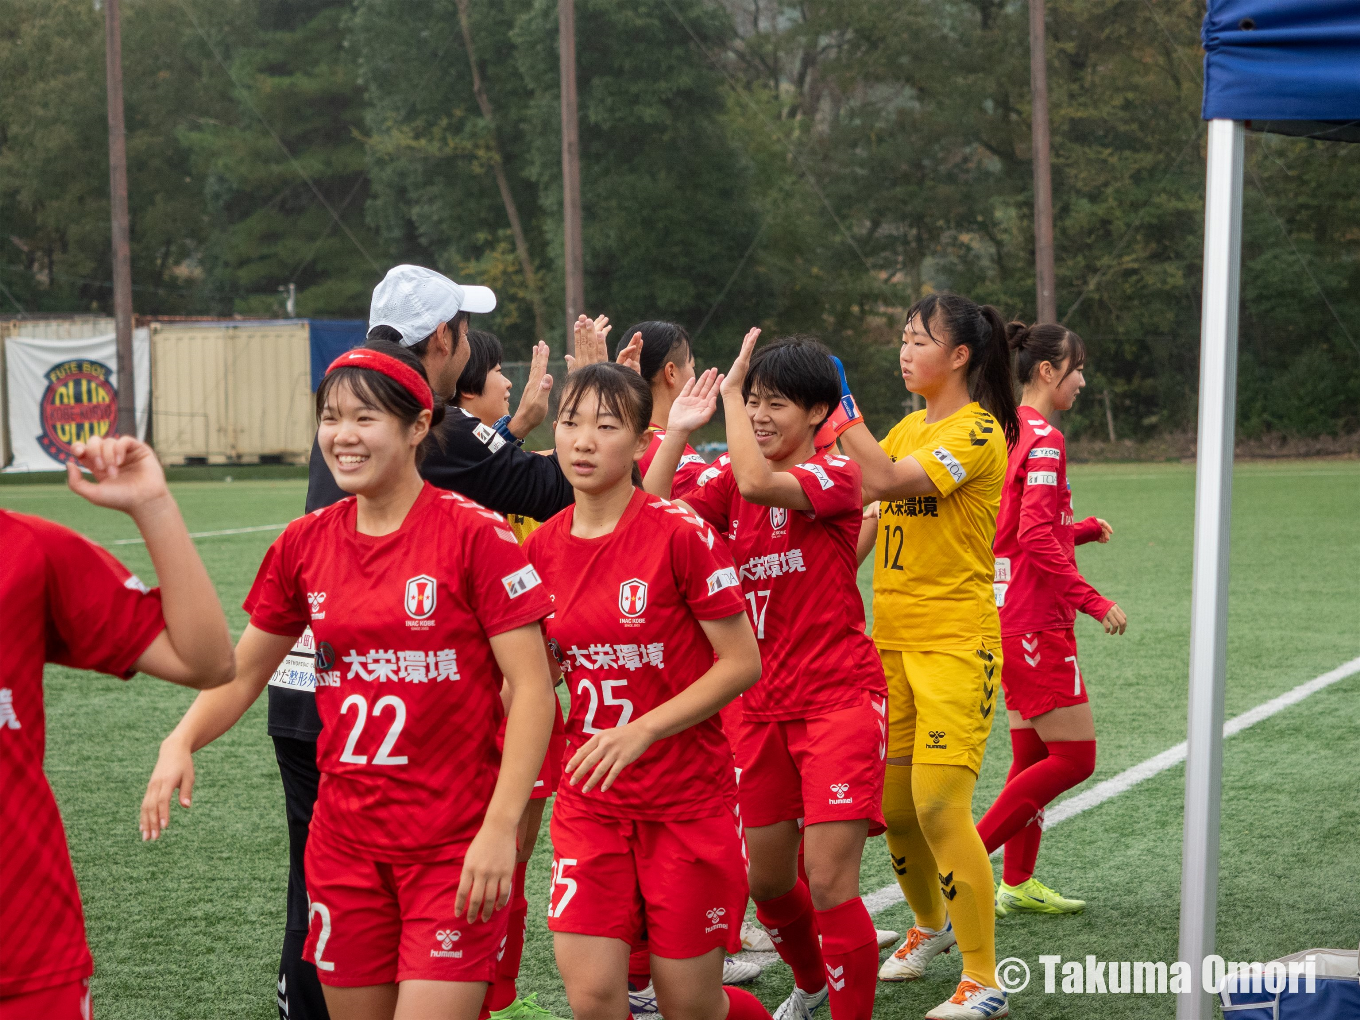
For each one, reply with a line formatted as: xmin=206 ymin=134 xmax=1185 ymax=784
xmin=1 ymin=510 xmax=165 ymax=997
xmin=993 ymin=408 xmax=1113 ymax=636
xmin=683 ymin=450 xmax=885 ymax=722
xmin=245 ymin=482 xmax=552 ymax=863
xmin=522 ymin=489 xmax=745 ymax=821
xmin=639 ymin=425 xmax=707 ymax=499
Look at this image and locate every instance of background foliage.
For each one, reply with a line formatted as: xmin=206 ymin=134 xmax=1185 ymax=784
xmin=2 ymin=0 xmax=1356 ymax=439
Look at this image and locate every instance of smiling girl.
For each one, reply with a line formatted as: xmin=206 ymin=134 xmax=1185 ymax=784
xmin=838 ymin=293 xmax=1017 ymax=1020
xmin=520 ymin=363 xmax=770 ymax=1020
xmin=141 ymin=342 xmax=557 ymax=1020
xmin=977 ymin=323 xmax=1125 ymax=920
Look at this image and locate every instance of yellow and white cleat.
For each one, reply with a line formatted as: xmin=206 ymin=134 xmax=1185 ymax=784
xmin=925 ymin=979 xmax=1009 ymax=1019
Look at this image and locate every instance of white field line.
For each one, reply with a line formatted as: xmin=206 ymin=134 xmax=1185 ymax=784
xmin=105 ymin=523 xmax=288 ymax=546
xmin=859 ymin=655 xmax=1360 ymax=917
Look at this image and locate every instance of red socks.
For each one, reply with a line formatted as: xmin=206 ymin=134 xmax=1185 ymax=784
xmin=755 ymin=881 xmax=825 ymax=993
xmin=628 ymin=945 xmax=651 ymax=990
xmin=976 ymin=733 xmax=1096 ymax=886
xmin=724 ymin=985 xmax=775 ymax=1020
xmin=482 ymin=860 xmax=529 ymax=1013
xmin=815 ymin=897 xmax=878 ymax=1020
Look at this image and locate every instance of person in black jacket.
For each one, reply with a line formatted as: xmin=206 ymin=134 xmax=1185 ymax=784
xmin=271 ymin=265 xmax=631 ymax=1020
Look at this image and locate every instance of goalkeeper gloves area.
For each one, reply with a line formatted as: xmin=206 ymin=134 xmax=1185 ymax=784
xmin=814 ymin=355 xmax=863 ymax=450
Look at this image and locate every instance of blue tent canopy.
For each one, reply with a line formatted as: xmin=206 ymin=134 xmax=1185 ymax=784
xmin=307 ymin=319 xmax=367 ymax=390
xmin=1203 ymin=1 xmax=1360 ymax=124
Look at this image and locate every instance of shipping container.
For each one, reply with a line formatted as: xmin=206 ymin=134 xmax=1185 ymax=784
xmin=150 ymin=320 xmax=312 ymax=465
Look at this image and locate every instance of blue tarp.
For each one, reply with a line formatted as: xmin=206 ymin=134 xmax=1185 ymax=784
xmin=307 ymin=320 xmax=366 ymax=390
xmin=1202 ymin=2 xmax=1360 ymax=122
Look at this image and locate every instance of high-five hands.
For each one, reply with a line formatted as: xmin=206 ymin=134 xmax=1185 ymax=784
xmin=565 ymin=314 xmax=612 ymax=372
xmin=720 ymin=327 xmax=762 ymax=399
xmin=666 ymin=368 xmax=724 ymax=435
xmin=509 ymin=341 xmax=554 ymax=438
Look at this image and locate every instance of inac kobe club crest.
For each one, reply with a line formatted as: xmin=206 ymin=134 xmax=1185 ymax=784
xmin=769 ymin=506 xmax=788 ymax=530
xmin=619 ymin=578 xmax=648 ymax=618
xmin=405 ymin=575 xmax=437 ymax=619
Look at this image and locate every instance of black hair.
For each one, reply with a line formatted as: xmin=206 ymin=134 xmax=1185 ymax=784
xmin=369 ymin=310 xmax=471 ymax=360
xmin=621 ymin=321 xmax=691 ymax=386
xmin=557 ymin=363 xmax=653 ymax=487
xmin=741 ymin=335 xmax=841 ymax=429
xmin=905 ymin=293 xmax=1020 ymax=446
xmin=1006 ymin=322 xmax=1087 ymax=386
xmin=456 ymin=329 xmax=505 ymax=398
xmin=315 ymin=338 xmax=446 ymax=465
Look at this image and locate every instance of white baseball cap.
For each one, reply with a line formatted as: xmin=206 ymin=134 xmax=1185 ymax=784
xmin=369 ymin=264 xmax=497 ymax=347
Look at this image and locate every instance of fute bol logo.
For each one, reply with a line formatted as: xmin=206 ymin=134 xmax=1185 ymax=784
xmin=37 ymin=359 xmax=119 ymax=463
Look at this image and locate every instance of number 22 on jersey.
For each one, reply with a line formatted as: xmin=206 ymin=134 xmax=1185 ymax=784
xmin=337 ymin=693 xmax=409 ymax=765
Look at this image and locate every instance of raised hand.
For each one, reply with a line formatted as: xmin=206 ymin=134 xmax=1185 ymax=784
xmin=565 ymin=313 xmax=612 ymax=373
xmin=666 ymin=368 xmax=724 ymax=435
xmin=66 ymin=435 xmax=170 ymax=514
xmin=615 ymin=331 xmax=644 ymax=374
xmin=510 ymin=341 xmax=553 ymax=438
xmin=720 ymin=327 xmax=761 ymax=399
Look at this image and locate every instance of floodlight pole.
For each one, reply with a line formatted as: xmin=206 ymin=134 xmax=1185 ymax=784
xmin=104 ymin=0 xmax=136 ymax=436
xmin=1029 ymin=0 xmax=1057 ymax=323
xmin=1176 ymin=117 xmax=1243 ymax=1020
xmin=558 ymin=0 xmax=584 ymax=356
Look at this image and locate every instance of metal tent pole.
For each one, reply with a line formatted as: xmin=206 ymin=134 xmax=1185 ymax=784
xmin=1176 ymin=116 xmax=1244 ymax=1020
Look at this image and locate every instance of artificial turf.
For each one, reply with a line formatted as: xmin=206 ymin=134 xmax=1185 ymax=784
xmin=9 ymin=459 xmax=1358 ymax=1018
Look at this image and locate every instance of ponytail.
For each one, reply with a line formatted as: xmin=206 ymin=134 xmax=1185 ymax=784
xmin=1006 ymin=321 xmax=1086 ymax=387
xmin=905 ymin=293 xmax=1020 ymax=447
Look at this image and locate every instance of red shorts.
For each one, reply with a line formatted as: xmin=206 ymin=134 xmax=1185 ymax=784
xmin=547 ymin=795 xmax=747 ymax=958
xmin=733 ymin=689 xmax=886 ymax=834
xmin=497 ymin=700 xmax=567 ymax=801
xmin=0 ymin=979 xmax=91 ymax=1020
xmin=1000 ymin=628 xmax=1088 ymax=720
xmin=302 ymin=834 xmax=510 ymax=987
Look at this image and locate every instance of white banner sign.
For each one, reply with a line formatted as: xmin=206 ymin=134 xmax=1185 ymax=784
xmin=4 ymin=330 xmax=149 ymax=472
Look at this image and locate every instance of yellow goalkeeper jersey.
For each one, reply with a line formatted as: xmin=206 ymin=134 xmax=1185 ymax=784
xmin=871 ymin=402 xmax=1006 ymax=652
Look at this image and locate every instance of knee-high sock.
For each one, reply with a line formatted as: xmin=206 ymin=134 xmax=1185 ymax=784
xmin=912 ymin=763 xmax=996 ymax=988
xmin=882 ymin=762 xmax=946 ymax=932
xmin=976 ymin=738 xmax=1096 ymax=886
xmin=815 ymin=897 xmax=878 ymax=1020
xmin=483 ymin=859 xmax=529 ymax=1012
xmin=987 ymin=728 xmax=1047 ymax=886
xmin=755 ymin=881 xmax=825 ymax=993
xmin=724 ymin=985 xmax=775 ymax=1020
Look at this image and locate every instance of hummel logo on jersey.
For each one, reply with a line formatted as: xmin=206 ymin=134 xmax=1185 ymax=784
xmin=431 ymin=928 xmax=463 ymax=958
xmin=0 ymin=688 xmax=21 ymax=731
xmin=307 ymin=591 xmax=327 ymax=619
xmin=404 ymin=576 xmax=437 ymax=620
xmin=502 ymin=564 xmax=542 ymax=599
xmin=1027 ymin=417 xmax=1053 ymax=436
xmin=704 ymin=907 xmax=729 ymax=933
xmin=932 ymin=446 xmax=967 ymax=482
xmin=926 ymin=729 xmax=947 ymax=749
xmin=769 ymin=506 xmax=788 ymax=531
xmin=829 ymin=782 xmax=853 ymax=805
xmin=706 ymin=566 xmax=740 ymax=596
xmin=619 ymin=578 xmax=648 ymax=617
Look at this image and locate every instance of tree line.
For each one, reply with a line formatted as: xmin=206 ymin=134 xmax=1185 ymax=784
xmin=2 ymin=0 xmax=1356 ymax=440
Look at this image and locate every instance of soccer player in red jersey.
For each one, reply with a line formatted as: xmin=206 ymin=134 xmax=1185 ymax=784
xmin=141 ymin=344 xmax=558 ymax=1020
xmin=977 ymin=322 xmax=1126 ymax=917
xmin=650 ymin=331 xmax=889 ymax=1020
xmin=1 ymin=434 xmax=235 ymax=1019
xmin=521 ymin=363 xmax=772 ymax=1020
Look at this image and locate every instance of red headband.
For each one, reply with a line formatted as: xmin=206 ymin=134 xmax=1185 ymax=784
xmin=324 ymin=349 xmax=434 ymax=413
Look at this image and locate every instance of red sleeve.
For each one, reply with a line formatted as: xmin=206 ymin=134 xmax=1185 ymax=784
xmin=39 ymin=518 xmax=165 ymax=679
xmin=791 ymin=453 xmax=861 ymax=520
xmin=671 ymin=447 xmax=709 ymax=499
xmin=669 ymin=517 xmax=745 ymax=621
xmin=244 ymin=528 xmax=309 ymax=638
xmin=1073 ymin=517 xmax=1103 ymax=545
xmin=1016 ymin=438 xmax=1113 ymax=622
xmin=462 ymin=514 xmax=553 ymax=636
xmin=680 ymin=465 xmax=734 ymax=534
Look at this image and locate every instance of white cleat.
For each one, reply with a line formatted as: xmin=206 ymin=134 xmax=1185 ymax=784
xmin=772 ymin=983 xmax=829 ymax=1020
xmin=628 ymin=982 xmax=658 ymax=1017
xmin=723 ymin=956 xmax=762 ymax=985
xmin=876 ymin=928 xmax=900 ymax=948
xmin=741 ymin=919 xmax=776 ymax=952
xmin=924 ymin=979 xmax=1009 ymax=1019
xmin=876 ymin=922 xmax=957 ymax=981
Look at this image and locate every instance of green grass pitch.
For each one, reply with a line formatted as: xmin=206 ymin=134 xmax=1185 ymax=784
xmin=7 ymin=460 xmax=1358 ymax=1019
